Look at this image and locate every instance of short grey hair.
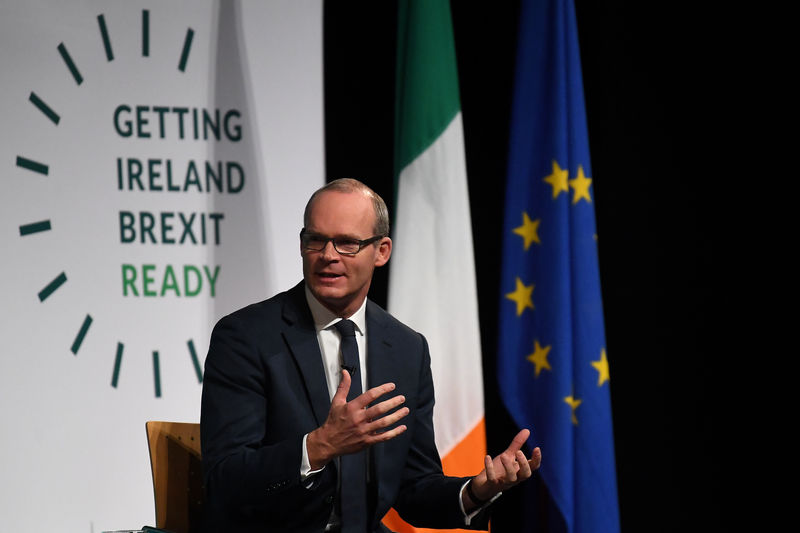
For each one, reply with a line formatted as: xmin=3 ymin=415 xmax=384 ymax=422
xmin=303 ymin=178 xmax=390 ymax=237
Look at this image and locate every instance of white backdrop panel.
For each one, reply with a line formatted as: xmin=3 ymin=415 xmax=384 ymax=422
xmin=0 ymin=1 xmax=323 ymax=530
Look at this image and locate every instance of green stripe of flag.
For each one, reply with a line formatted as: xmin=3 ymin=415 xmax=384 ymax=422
xmin=394 ymin=0 xmax=461 ymax=177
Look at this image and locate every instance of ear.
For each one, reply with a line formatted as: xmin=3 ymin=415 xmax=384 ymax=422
xmin=373 ymin=237 xmax=392 ymax=267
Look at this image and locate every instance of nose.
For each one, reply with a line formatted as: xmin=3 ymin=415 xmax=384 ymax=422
xmin=321 ymin=239 xmax=340 ymax=260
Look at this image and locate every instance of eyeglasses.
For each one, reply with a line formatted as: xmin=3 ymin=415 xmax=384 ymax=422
xmin=300 ymin=229 xmax=385 ymax=256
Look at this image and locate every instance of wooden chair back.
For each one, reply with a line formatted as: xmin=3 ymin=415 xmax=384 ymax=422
xmin=145 ymin=421 xmax=204 ymax=533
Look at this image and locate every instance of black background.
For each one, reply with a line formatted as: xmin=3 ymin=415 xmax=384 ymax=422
xmin=324 ymin=1 xmax=711 ymax=531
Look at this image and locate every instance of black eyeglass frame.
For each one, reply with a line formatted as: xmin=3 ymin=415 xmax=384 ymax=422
xmin=300 ymin=228 xmax=386 ymax=256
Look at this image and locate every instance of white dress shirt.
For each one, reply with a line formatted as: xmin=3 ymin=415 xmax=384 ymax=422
xmin=305 ymin=285 xmax=368 ymax=400
xmin=300 ymin=287 xmax=367 ymax=479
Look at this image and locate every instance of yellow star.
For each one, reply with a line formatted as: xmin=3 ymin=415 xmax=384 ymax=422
xmin=505 ymin=277 xmax=534 ymax=316
xmin=591 ymin=349 xmax=610 ymax=387
xmin=543 ymin=160 xmax=569 ymax=199
xmin=568 ymin=165 xmax=592 ymax=204
xmin=526 ymin=340 xmax=551 ymax=377
xmin=564 ymin=394 xmax=582 ymax=425
xmin=512 ymin=212 xmax=541 ymax=250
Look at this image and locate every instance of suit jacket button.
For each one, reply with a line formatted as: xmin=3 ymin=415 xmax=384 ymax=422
xmin=325 ymin=495 xmax=334 ymax=504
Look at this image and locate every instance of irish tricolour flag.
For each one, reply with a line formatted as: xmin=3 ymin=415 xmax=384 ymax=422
xmin=385 ymin=2 xmax=486 ymax=532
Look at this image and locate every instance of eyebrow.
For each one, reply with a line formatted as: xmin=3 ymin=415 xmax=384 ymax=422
xmin=304 ymin=231 xmax=366 ymax=241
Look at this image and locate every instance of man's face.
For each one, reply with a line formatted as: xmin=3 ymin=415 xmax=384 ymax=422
xmin=301 ymin=190 xmax=391 ymax=317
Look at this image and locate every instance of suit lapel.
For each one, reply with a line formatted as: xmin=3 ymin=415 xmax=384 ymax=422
xmin=366 ymin=300 xmax=402 ymax=523
xmin=281 ymin=283 xmax=331 ymax=427
xmin=366 ymin=301 xmax=397 ymax=399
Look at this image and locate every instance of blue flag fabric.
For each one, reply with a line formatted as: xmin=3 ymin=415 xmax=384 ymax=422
xmin=497 ymin=1 xmax=620 ymax=532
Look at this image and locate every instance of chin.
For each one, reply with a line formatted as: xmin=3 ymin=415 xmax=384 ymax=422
xmin=311 ymin=285 xmax=346 ymax=305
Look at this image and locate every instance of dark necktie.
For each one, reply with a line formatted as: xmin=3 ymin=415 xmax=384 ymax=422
xmin=333 ymin=319 xmax=368 ymax=532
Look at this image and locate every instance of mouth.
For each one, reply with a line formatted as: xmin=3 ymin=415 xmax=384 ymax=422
xmin=317 ymin=272 xmax=344 ymax=281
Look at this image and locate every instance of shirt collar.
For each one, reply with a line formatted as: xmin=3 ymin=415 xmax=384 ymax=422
xmin=304 ymin=284 xmax=367 ymax=336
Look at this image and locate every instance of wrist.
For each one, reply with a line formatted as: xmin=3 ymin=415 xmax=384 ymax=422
xmin=306 ymin=428 xmax=333 ymax=470
xmin=466 ymin=477 xmax=490 ymax=506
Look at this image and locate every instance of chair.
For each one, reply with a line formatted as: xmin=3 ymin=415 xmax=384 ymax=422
xmin=145 ymin=421 xmax=205 ymax=533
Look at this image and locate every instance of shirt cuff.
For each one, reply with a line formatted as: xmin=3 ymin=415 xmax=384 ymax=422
xmin=458 ymin=479 xmax=502 ymax=526
xmin=300 ymin=433 xmax=325 ymax=482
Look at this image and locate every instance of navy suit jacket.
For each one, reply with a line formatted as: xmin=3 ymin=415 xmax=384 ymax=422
xmin=201 ymin=282 xmax=487 ymax=532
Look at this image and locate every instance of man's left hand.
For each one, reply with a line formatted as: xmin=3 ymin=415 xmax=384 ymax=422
xmin=463 ymin=429 xmax=541 ymax=510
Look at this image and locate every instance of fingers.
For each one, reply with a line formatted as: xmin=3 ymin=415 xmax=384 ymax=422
xmin=484 ymin=454 xmax=495 ymax=483
xmin=529 ymin=446 xmax=542 ymax=470
xmin=343 ymin=381 xmax=408 ymax=441
xmin=359 ymin=390 xmax=408 ymax=434
xmin=480 ymin=431 xmax=538 ymax=492
xmin=332 ymin=369 xmax=351 ymax=404
xmin=505 ymin=428 xmax=530 ymax=454
xmin=516 ymin=450 xmax=532 ymax=480
xmin=368 ymin=423 xmax=407 ymax=443
xmin=353 ymin=381 xmax=397 ymax=408
xmin=366 ymin=405 xmax=409 ymax=434
xmin=364 ymin=394 xmax=406 ymax=420
xmin=500 ymin=453 xmax=520 ymax=483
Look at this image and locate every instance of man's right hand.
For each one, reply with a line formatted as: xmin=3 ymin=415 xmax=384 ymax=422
xmin=306 ymin=369 xmax=409 ymax=470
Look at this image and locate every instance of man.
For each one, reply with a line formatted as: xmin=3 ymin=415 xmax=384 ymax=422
xmin=201 ymin=179 xmax=541 ymax=532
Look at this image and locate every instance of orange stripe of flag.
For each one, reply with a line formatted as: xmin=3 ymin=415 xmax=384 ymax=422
xmin=382 ymin=418 xmax=487 ymax=533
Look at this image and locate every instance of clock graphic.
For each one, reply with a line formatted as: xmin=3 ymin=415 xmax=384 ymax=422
xmin=13 ymin=7 xmax=251 ymax=398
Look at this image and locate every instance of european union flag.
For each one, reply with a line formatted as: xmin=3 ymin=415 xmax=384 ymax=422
xmin=497 ymin=0 xmax=620 ymax=532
